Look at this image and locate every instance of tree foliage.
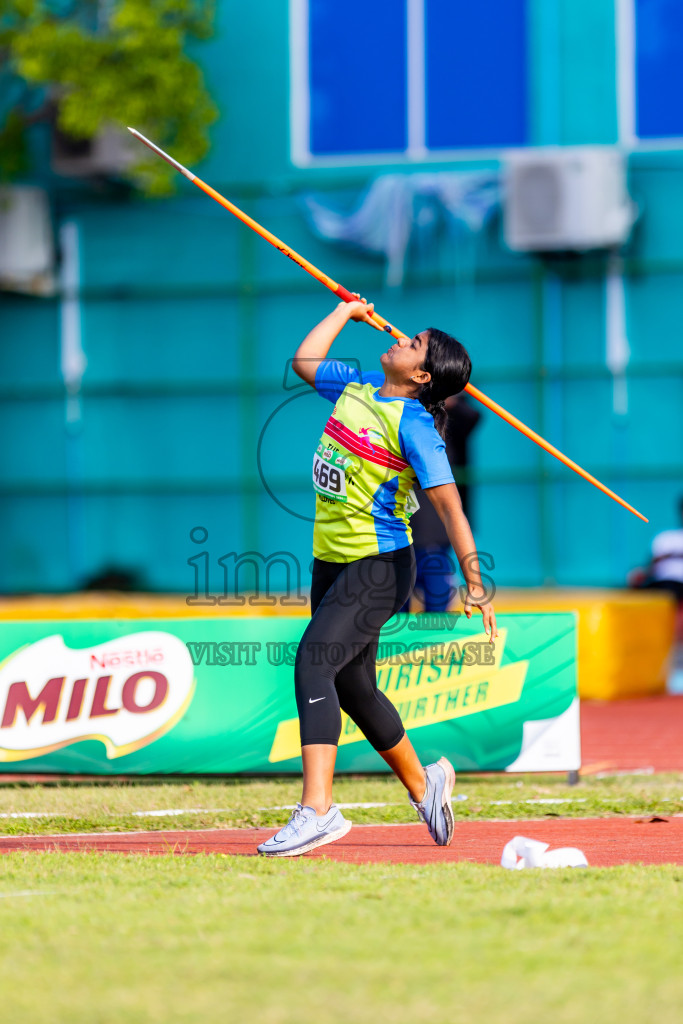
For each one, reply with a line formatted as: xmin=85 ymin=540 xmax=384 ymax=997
xmin=0 ymin=0 xmax=218 ymax=193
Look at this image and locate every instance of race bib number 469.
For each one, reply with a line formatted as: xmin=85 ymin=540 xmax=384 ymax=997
xmin=313 ymin=448 xmax=348 ymax=503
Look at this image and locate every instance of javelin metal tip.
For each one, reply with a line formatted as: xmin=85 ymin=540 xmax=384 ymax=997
xmin=125 ymin=126 xmax=195 ymax=180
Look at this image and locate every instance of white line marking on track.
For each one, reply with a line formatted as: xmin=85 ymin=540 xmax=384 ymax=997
xmin=0 ymin=812 xmax=53 ymax=819
xmin=131 ymin=808 xmax=233 ymax=817
xmin=0 ymin=808 xmax=235 ymax=820
xmin=0 ymin=828 xmax=224 ymax=840
xmin=263 ymin=803 xmax=397 ymax=811
xmin=489 ymin=798 xmax=588 ymax=806
xmin=0 ymin=891 xmax=59 ymax=899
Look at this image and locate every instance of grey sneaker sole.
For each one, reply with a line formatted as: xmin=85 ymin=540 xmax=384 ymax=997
xmin=258 ymin=819 xmax=352 ymax=858
xmin=436 ymin=756 xmax=456 ymax=846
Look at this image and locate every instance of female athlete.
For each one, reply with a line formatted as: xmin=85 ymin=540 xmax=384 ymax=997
xmin=258 ymin=297 xmax=497 ymax=857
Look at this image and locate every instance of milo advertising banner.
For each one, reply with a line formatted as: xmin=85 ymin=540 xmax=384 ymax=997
xmin=0 ymin=615 xmax=579 ymax=774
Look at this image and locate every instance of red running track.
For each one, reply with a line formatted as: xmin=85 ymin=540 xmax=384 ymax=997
xmin=580 ymin=695 xmax=683 ymax=773
xmin=1 ymin=818 xmax=682 ymax=866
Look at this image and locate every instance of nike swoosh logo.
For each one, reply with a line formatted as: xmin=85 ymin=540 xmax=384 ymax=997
xmin=308 ymin=697 xmax=326 ymax=703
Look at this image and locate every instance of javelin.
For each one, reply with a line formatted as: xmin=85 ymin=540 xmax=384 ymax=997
xmin=127 ymin=127 xmax=648 ymax=523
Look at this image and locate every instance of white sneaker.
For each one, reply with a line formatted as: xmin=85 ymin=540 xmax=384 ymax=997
xmin=257 ymin=803 xmax=352 ymax=857
xmin=409 ymin=757 xmax=455 ymax=846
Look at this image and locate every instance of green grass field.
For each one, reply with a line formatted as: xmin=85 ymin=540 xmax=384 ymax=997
xmin=0 ymin=772 xmax=679 ymax=834
xmin=0 ymin=853 xmax=681 ymax=1024
xmin=0 ymin=773 xmax=680 ymax=1023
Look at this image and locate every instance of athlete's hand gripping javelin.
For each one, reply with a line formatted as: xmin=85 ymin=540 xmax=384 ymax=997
xmin=345 ymin=296 xmax=376 ymax=322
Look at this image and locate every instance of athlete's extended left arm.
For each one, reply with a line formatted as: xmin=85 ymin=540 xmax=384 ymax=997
xmin=424 ymin=482 xmax=498 ymax=641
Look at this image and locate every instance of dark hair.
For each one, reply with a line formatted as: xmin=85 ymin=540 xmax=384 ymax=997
xmin=418 ymin=328 xmax=472 ymax=438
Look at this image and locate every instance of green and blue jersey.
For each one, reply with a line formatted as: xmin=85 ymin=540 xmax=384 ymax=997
xmin=312 ymin=360 xmax=454 ymax=561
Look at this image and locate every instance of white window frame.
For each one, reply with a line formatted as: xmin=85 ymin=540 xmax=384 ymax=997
xmin=289 ymin=0 xmax=523 ymax=167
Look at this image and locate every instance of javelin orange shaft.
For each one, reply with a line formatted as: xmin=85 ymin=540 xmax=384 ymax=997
xmin=128 ymin=128 xmax=648 ymax=523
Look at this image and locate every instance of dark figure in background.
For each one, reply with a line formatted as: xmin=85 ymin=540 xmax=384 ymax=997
xmin=401 ymin=394 xmax=481 ymax=613
xmin=628 ymin=496 xmax=683 ymax=604
xmin=629 ymin=498 xmax=683 ymax=666
xmin=81 ymin=566 xmax=146 ymax=591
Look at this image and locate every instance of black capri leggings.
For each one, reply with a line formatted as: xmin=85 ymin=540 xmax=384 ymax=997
xmin=295 ymin=545 xmax=416 ymax=750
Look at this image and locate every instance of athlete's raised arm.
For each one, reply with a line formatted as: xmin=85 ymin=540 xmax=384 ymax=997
xmin=424 ymin=482 xmax=498 ymax=642
xmin=292 ymin=296 xmax=374 ymax=387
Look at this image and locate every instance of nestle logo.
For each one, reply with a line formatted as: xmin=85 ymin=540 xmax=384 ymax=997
xmin=89 ymin=648 xmax=165 ymax=670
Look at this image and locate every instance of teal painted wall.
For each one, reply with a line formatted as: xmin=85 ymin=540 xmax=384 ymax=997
xmin=1 ymin=0 xmax=681 ymax=594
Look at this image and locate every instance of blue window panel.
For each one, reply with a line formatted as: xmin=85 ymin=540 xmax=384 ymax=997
xmin=636 ymin=0 xmax=683 ymax=138
xmin=309 ymin=0 xmax=407 ymax=154
xmin=425 ymin=0 xmax=528 ymax=149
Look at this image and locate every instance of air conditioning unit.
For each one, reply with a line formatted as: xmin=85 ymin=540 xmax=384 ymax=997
xmin=0 ymin=187 xmax=55 ymax=295
xmin=504 ymin=148 xmax=636 ymax=252
xmin=51 ymin=124 xmax=136 ymax=178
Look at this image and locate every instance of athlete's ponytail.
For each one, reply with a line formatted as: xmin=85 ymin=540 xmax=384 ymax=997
xmin=418 ymin=389 xmax=448 ymax=438
xmin=418 ymin=328 xmax=472 ymax=438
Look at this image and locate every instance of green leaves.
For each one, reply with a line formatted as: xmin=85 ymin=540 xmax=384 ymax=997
xmin=1 ymin=0 xmax=218 ymax=193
